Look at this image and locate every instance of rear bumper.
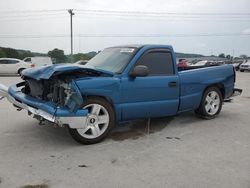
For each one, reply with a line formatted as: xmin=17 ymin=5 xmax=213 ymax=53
xmin=0 ymin=83 xmax=88 ymax=129
xmin=230 ymin=88 xmax=242 ymax=97
xmin=224 ymin=88 xmax=242 ymax=102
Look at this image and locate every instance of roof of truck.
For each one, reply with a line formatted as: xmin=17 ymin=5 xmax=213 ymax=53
xmin=108 ymin=44 xmax=173 ymax=49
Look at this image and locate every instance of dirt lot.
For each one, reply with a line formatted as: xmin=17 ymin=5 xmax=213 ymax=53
xmin=0 ymin=72 xmax=249 ymax=188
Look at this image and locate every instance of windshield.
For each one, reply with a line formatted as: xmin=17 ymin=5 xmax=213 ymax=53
xmin=85 ymin=47 xmax=137 ymax=73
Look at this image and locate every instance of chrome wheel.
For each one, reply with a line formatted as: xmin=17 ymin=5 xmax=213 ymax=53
xmin=205 ymin=91 xmax=220 ymax=115
xmin=77 ymin=104 xmax=110 ymax=139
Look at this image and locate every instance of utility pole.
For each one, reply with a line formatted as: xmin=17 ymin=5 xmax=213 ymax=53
xmin=68 ymin=9 xmax=74 ymax=63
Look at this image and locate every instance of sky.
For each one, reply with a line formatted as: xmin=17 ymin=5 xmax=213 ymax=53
xmin=0 ymin=0 xmax=250 ymax=56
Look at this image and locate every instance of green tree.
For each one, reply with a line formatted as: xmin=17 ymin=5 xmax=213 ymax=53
xmin=72 ymin=53 xmax=89 ymax=62
xmin=0 ymin=49 xmax=6 ymax=58
xmin=3 ymin=48 xmax=19 ymax=58
xmin=48 ymin=48 xmax=67 ymax=64
xmin=19 ymin=51 xmax=34 ymax=60
xmin=226 ymin=54 xmax=231 ymax=59
xmin=239 ymin=54 xmax=248 ymax=59
xmin=218 ymin=53 xmax=225 ymax=58
xmin=86 ymin=51 xmax=98 ymax=59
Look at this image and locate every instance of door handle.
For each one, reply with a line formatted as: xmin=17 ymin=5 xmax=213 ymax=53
xmin=168 ymin=81 xmax=178 ymax=87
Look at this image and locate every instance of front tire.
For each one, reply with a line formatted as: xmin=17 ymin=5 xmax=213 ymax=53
xmin=68 ymin=97 xmax=115 ymax=144
xmin=195 ymin=87 xmax=223 ymax=119
xmin=240 ymin=70 xmax=244 ymax=72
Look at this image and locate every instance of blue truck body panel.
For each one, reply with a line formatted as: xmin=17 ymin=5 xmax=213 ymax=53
xmin=178 ymin=65 xmax=235 ymax=111
xmin=8 ymin=44 xmax=236 ymax=125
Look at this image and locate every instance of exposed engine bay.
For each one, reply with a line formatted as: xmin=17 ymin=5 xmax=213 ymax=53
xmin=23 ymin=78 xmax=71 ymax=106
xmin=21 ymin=70 xmax=103 ymax=110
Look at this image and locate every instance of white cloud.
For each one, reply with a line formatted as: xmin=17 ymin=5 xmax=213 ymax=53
xmin=195 ymin=43 xmax=206 ymax=48
xmin=0 ymin=0 xmax=249 ymax=56
xmin=242 ymin=28 xmax=250 ymax=34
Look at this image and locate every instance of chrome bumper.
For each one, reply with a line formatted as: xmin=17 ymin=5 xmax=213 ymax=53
xmin=0 ymin=84 xmax=88 ymax=129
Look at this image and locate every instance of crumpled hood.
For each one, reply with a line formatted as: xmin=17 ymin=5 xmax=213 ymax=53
xmin=22 ymin=64 xmax=114 ymax=80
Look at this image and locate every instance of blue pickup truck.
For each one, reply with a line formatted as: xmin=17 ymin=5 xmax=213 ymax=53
xmin=0 ymin=45 xmax=242 ymax=144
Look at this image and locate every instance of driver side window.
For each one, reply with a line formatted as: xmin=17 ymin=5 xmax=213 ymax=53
xmin=0 ymin=60 xmax=8 ymax=64
xmin=136 ymin=51 xmax=174 ymax=76
xmin=8 ymin=60 xmax=19 ymax=64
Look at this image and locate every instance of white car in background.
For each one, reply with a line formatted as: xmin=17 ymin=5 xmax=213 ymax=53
xmin=0 ymin=58 xmax=31 ymax=75
xmin=23 ymin=56 xmax=53 ymax=67
xmin=239 ymin=60 xmax=250 ymax=72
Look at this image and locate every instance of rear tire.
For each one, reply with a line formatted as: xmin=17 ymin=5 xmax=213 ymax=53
xmin=68 ymin=97 xmax=115 ymax=145
xmin=195 ymin=87 xmax=223 ymax=119
xmin=240 ymin=70 xmax=244 ymax=72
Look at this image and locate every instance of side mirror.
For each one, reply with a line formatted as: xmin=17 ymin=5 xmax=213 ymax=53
xmin=129 ymin=65 xmax=149 ymax=77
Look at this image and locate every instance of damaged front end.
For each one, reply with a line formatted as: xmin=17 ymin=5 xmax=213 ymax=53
xmin=0 ymin=64 xmax=113 ymax=128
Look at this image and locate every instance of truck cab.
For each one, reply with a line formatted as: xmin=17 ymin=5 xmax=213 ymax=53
xmin=119 ymin=46 xmax=179 ymax=120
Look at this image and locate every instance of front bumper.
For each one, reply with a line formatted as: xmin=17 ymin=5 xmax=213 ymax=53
xmin=0 ymin=83 xmax=88 ymax=129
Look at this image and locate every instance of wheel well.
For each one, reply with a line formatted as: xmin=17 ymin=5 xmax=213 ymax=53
xmin=84 ymin=95 xmax=117 ymax=121
xmin=85 ymin=95 xmax=114 ymax=108
xmin=204 ymin=83 xmax=225 ymax=99
xmin=17 ymin=68 xmax=25 ymax=74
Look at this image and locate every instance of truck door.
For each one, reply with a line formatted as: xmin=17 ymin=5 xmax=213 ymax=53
xmin=121 ymin=49 xmax=179 ymax=120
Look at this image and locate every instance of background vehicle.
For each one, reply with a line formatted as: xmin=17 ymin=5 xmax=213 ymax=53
xmin=177 ymin=59 xmax=188 ymax=68
xmin=232 ymin=60 xmax=244 ymax=71
xmin=190 ymin=60 xmax=225 ymax=67
xmin=239 ymin=60 xmax=250 ymax=72
xmin=0 ymin=45 xmax=241 ymax=144
xmin=74 ymin=60 xmax=88 ymax=65
xmin=0 ymin=58 xmax=31 ymax=75
xmin=23 ymin=56 xmax=52 ymax=67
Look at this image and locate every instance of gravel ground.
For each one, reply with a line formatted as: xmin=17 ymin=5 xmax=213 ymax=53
xmin=0 ymin=72 xmax=249 ymax=188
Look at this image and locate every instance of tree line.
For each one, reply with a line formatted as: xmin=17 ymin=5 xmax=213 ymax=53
xmin=0 ymin=46 xmax=248 ymax=64
xmin=218 ymin=53 xmax=248 ymax=60
xmin=0 ymin=47 xmax=97 ymax=64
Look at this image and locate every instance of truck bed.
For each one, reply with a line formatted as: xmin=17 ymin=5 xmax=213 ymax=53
xmin=177 ymin=65 xmax=235 ymax=112
xmin=178 ymin=65 xmax=221 ymax=72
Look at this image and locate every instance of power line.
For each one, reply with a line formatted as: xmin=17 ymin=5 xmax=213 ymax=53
xmin=76 ymin=12 xmax=250 ymax=19
xmin=0 ymin=9 xmax=66 ymax=14
xmin=1 ymin=9 xmax=249 ymax=22
xmin=75 ymin=14 xmax=250 ymax=22
xmin=0 ymin=16 xmax=68 ymax=22
xmin=1 ymin=13 xmax=249 ymax=22
xmin=0 ymin=33 xmax=249 ymax=39
xmin=0 ymin=34 xmax=68 ymax=38
xmin=77 ymin=12 xmax=250 ymax=19
xmin=0 ymin=12 xmax=65 ymax=19
xmin=77 ymin=9 xmax=250 ymax=16
xmin=1 ymin=9 xmax=250 ymax=18
xmin=78 ymin=33 xmax=250 ymax=37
